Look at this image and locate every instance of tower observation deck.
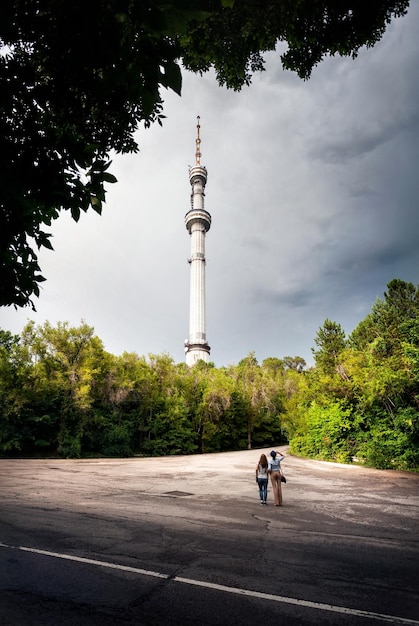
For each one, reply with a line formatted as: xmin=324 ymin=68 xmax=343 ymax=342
xmin=184 ymin=117 xmax=211 ymax=365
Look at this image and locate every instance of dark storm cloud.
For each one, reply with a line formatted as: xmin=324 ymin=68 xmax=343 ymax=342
xmin=311 ymin=111 xmax=419 ymax=164
xmin=252 ymin=283 xmax=321 ymax=309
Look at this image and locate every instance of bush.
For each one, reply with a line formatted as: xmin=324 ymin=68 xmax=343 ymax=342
xmin=289 ymin=401 xmax=358 ymax=462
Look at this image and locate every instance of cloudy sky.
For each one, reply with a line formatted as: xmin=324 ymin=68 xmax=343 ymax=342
xmin=2 ymin=5 xmax=419 ymax=367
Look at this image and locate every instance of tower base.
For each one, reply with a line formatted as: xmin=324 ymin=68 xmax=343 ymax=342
xmin=185 ymin=342 xmax=211 ymax=366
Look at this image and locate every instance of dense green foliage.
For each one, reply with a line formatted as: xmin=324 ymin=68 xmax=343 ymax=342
xmin=0 ymin=323 xmax=287 ymax=458
xmin=286 ymin=279 xmax=419 ymax=470
xmin=1 ymin=279 xmax=418 ymax=469
xmin=0 ymin=0 xmax=409 ymax=308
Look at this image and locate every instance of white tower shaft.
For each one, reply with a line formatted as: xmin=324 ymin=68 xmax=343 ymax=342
xmin=184 ymin=118 xmax=211 ymax=365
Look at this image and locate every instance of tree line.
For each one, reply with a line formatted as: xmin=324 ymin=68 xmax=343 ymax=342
xmin=1 ymin=278 xmax=418 ymax=471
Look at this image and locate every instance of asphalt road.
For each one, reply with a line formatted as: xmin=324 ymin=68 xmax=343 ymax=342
xmin=0 ymin=448 xmax=418 ymax=625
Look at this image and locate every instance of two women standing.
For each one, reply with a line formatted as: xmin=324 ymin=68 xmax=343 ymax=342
xmin=255 ymin=450 xmax=285 ymax=506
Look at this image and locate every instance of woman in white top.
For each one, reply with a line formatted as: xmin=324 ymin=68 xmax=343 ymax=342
xmin=255 ymin=453 xmax=269 ymax=504
xmin=268 ymin=450 xmax=285 ymax=506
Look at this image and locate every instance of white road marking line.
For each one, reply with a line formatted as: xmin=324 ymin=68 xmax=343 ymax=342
xmin=174 ymin=577 xmax=418 ymax=624
xmin=1 ymin=543 xmax=168 ymax=579
xmin=1 ymin=543 xmax=417 ymax=625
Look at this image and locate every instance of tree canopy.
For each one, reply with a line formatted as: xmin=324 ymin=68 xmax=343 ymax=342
xmin=288 ymin=279 xmax=419 ymax=469
xmin=0 ymin=0 xmax=409 ymax=308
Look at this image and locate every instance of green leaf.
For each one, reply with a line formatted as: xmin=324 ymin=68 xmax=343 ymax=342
xmin=162 ymin=61 xmax=182 ymax=96
xmin=90 ymin=196 xmax=102 ymax=214
xmin=102 ymin=172 xmax=118 ymax=184
xmin=38 ymin=233 xmax=54 ymax=251
xmin=71 ymin=206 xmax=81 ymax=222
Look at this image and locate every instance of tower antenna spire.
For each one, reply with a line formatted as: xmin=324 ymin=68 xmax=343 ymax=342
xmin=195 ymin=115 xmax=201 ymax=165
xmin=184 ymin=117 xmax=211 ymax=365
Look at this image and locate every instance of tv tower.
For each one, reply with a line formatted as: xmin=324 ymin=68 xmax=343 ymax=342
xmin=184 ymin=117 xmax=211 ymax=365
